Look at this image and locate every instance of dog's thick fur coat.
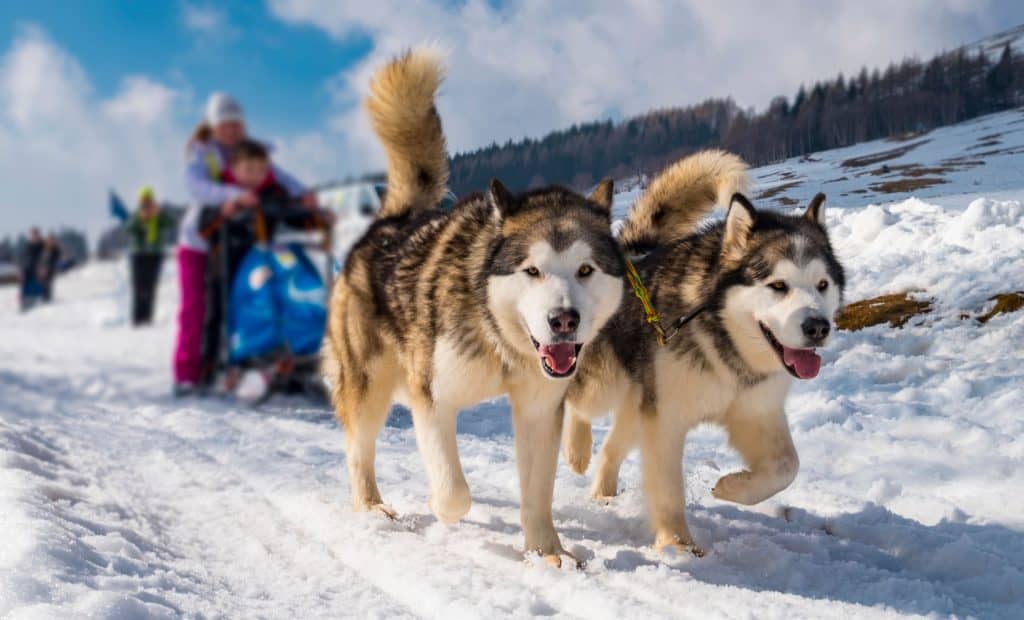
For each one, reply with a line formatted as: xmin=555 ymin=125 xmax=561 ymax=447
xmin=564 ymin=152 xmax=845 ymax=554
xmin=323 ymin=50 xmax=625 ymax=565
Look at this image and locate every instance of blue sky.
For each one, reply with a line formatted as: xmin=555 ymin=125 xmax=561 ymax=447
xmin=0 ymin=1 xmax=371 ymax=136
xmin=1 ymin=1 xmax=1022 ymax=239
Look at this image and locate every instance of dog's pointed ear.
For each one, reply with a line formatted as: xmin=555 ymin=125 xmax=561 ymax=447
xmin=489 ymin=178 xmax=517 ymax=218
xmin=587 ymin=178 xmax=614 ymax=217
xmin=723 ymin=193 xmax=756 ymax=259
xmin=804 ymin=192 xmax=827 ymax=228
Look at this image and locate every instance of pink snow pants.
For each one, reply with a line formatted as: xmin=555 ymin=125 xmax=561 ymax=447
xmin=173 ymin=247 xmax=207 ymax=384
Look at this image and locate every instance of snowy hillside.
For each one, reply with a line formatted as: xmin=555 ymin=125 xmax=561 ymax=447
xmin=3 ymin=112 xmax=1024 ymax=618
xmin=750 ymin=108 xmax=1024 ymax=212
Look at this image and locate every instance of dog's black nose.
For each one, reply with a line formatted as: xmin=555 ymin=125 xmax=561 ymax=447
xmin=548 ymin=308 xmax=580 ymax=335
xmin=802 ymin=317 xmax=831 ymax=343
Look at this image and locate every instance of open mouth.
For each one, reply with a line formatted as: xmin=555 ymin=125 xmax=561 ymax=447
xmin=531 ymin=338 xmax=583 ymax=378
xmin=758 ymin=322 xmax=822 ymax=380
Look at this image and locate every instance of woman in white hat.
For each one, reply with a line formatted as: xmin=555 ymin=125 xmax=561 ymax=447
xmin=172 ymin=92 xmax=315 ymax=394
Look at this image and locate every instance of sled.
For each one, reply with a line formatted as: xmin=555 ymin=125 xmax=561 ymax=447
xmin=201 ymin=197 xmax=333 ymax=403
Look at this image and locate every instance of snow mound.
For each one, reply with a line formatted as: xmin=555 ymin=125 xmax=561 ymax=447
xmin=830 ymin=196 xmax=1024 ymax=309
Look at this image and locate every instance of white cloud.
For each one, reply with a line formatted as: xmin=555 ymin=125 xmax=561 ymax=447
xmin=0 ymin=27 xmax=188 ymax=240
xmin=181 ymin=3 xmax=226 ymax=34
xmin=268 ymin=0 xmax=1007 ymax=175
xmin=103 ymin=77 xmax=178 ymax=125
xmin=1 ymin=24 xmax=91 ymax=131
xmin=271 ymin=131 xmax=351 ymax=186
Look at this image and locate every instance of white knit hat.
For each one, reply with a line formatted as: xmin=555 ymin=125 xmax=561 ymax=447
xmin=204 ymin=92 xmax=244 ymax=126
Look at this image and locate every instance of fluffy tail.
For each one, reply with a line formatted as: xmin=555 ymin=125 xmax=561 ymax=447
xmin=619 ymin=150 xmax=749 ymax=254
xmin=365 ymin=49 xmax=449 ymax=219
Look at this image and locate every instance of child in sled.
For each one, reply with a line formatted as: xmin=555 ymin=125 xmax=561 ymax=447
xmin=173 ymin=92 xmax=315 ymax=396
xmin=197 ymin=139 xmax=331 ymax=400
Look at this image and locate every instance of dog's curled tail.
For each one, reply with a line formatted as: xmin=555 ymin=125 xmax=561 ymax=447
xmin=366 ymin=48 xmax=449 ymax=219
xmin=619 ymin=149 xmax=749 ymax=253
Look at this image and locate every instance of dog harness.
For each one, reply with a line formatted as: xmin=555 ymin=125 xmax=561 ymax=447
xmin=625 ymin=257 xmax=705 ymax=346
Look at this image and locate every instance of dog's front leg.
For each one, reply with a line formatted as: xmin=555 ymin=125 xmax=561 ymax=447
xmin=713 ymin=404 xmax=798 ymax=505
xmin=562 ymin=403 xmax=593 ymax=475
xmin=509 ymin=388 xmax=575 ymax=567
xmin=641 ymin=410 xmax=703 ymax=556
xmin=592 ymin=390 xmax=642 ymax=499
xmin=411 ymin=399 xmax=472 ymax=524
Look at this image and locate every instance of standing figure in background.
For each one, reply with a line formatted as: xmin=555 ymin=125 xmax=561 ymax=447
xmin=127 ymin=186 xmax=174 ymax=326
xmin=18 ymin=227 xmax=45 ymax=312
xmin=40 ymin=233 xmax=62 ymax=302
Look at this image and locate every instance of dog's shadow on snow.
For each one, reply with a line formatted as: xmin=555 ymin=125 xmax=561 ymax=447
xmin=386 ymin=402 xmax=515 ymax=439
xmin=469 ymin=491 xmax=1023 ymax=616
xmin=617 ymin=502 xmax=1022 ymax=617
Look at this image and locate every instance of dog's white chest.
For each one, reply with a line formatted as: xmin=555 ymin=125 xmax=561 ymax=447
xmin=654 ymin=351 xmax=735 ymax=423
xmin=430 ymin=337 xmax=504 ymax=409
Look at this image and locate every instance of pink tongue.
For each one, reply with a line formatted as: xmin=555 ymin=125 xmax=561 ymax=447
xmin=782 ymin=346 xmax=822 ymax=379
xmin=539 ymin=343 xmax=577 ymax=374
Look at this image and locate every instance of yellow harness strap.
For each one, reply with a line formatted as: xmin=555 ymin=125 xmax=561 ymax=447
xmin=204 ymin=150 xmax=222 ymax=180
xmin=625 ymin=258 xmax=667 ymax=346
xmin=253 ymin=208 xmax=268 ymax=244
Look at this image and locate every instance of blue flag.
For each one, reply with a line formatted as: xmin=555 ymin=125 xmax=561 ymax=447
xmin=109 ymin=190 xmax=129 ymax=222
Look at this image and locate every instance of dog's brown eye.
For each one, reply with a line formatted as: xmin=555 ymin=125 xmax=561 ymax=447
xmin=817 ymin=279 xmax=829 ymax=292
xmin=524 ymin=266 xmax=541 ymax=278
xmin=577 ymin=264 xmax=593 ymax=278
xmin=768 ymin=281 xmax=789 ymax=293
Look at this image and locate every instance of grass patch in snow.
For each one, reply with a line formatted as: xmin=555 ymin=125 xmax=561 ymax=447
xmin=836 ymin=292 xmax=933 ymax=331
xmin=840 ymin=139 xmax=930 ymax=168
xmin=978 ymin=291 xmax=1024 ymax=323
xmin=884 ymin=129 xmax=932 ymax=143
xmin=837 ymin=290 xmax=1024 ymax=330
xmin=869 ymin=177 xmax=948 ymax=194
xmin=757 ymin=180 xmax=802 ymax=200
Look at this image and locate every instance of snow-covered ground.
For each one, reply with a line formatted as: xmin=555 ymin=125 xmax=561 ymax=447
xmin=3 ymin=115 xmax=1024 ymax=618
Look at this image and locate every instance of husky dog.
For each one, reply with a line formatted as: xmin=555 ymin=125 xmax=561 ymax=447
xmin=563 ymin=151 xmax=845 ymax=554
xmin=322 ymin=50 xmax=625 ymax=565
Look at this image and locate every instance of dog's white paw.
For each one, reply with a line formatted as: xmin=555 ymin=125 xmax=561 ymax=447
xmin=563 ymin=419 xmax=593 ymax=475
xmin=540 ymin=548 xmax=585 ymax=570
xmin=711 ymin=470 xmax=755 ymax=504
xmin=591 ymin=472 xmax=619 ymax=501
xmin=355 ymin=501 xmax=398 ymax=521
xmin=430 ymin=484 xmax=472 ymax=524
xmin=564 ymin=445 xmax=591 ymax=475
xmin=654 ymin=533 xmax=705 ymax=558
xmin=525 ymin=542 xmax=585 ymax=570
xmin=373 ymin=504 xmax=398 ymax=520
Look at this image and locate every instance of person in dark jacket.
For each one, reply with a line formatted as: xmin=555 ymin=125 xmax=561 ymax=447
xmin=18 ymin=227 xmax=45 ymax=312
xmin=127 ymin=186 xmax=174 ymax=325
xmin=40 ymin=233 xmax=62 ymax=302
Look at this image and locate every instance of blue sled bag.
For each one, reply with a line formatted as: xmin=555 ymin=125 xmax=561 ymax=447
xmin=271 ymin=244 xmax=327 ymax=356
xmin=228 ymin=247 xmax=282 ymax=362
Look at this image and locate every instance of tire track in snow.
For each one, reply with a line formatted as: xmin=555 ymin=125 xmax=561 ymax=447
xmin=103 ymin=408 xmax=418 ymax=618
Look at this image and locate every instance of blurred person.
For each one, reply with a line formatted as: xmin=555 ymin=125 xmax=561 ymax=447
xmin=40 ymin=233 xmax=62 ymax=302
xmin=127 ymin=186 xmax=174 ymax=325
xmin=173 ymin=92 xmax=315 ymax=396
xmin=18 ymin=227 xmax=45 ymax=312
